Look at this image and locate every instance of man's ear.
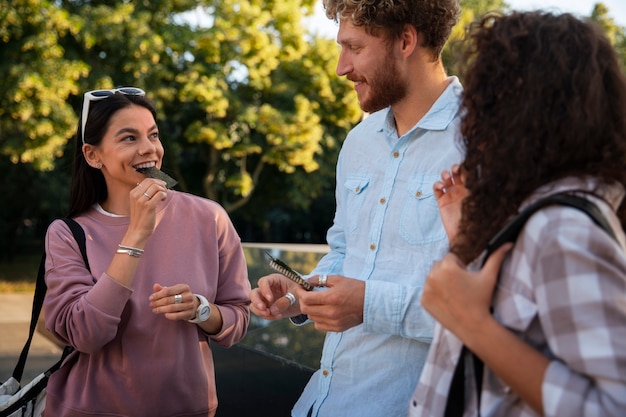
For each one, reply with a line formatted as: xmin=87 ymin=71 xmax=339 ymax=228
xmin=399 ymin=23 xmax=419 ymax=57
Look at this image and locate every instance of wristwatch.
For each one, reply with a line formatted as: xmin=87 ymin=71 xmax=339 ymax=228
xmin=188 ymin=294 xmax=211 ymax=324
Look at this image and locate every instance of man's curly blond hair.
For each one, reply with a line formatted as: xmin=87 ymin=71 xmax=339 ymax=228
xmin=323 ymin=0 xmax=460 ymax=58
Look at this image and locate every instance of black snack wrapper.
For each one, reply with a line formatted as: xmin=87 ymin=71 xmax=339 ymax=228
xmin=136 ymin=166 xmax=178 ymax=189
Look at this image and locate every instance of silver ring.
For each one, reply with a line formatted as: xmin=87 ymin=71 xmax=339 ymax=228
xmin=319 ymin=274 xmax=328 ymax=288
xmin=174 ymin=293 xmax=183 ymax=304
xmin=284 ymin=292 xmax=296 ymax=306
xmin=143 ymin=192 xmax=152 ymax=199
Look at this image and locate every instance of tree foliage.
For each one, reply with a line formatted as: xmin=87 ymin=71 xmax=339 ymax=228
xmin=443 ymin=1 xmax=626 ymax=79
xmin=0 ymin=0 xmax=87 ymax=170
xmin=1 ymin=0 xmax=363 ymax=249
xmin=590 ymin=2 xmax=626 ymax=70
xmin=442 ymin=0 xmax=508 ymax=76
xmin=0 ymin=0 xmax=624 ymax=256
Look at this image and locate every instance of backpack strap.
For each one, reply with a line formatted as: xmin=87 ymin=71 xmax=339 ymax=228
xmin=444 ymin=192 xmax=617 ymax=417
xmin=484 ymin=192 xmax=617 ymax=261
xmin=12 ymin=218 xmax=89 ymax=382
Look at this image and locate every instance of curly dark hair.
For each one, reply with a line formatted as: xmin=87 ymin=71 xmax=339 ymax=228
xmin=454 ymin=11 xmax=626 ymax=263
xmin=322 ymin=0 xmax=460 ymax=59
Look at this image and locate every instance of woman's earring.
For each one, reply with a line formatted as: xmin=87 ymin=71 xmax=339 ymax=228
xmin=96 ymin=162 xmax=102 ymax=169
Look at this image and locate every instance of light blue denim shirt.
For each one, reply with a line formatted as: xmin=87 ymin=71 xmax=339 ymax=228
xmin=292 ymin=77 xmax=464 ymax=417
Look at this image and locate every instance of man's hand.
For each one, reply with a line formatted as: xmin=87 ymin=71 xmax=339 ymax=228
xmin=251 ymin=274 xmax=304 ymax=320
xmin=296 ymin=274 xmax=365 ymax=332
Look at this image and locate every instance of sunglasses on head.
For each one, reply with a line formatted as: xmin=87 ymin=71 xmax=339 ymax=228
xmin=80 ymin=87 xmax=146 ymax=144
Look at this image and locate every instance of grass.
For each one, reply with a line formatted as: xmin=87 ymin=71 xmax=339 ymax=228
xmin=0 ymin=254 xmax=40 ymax=292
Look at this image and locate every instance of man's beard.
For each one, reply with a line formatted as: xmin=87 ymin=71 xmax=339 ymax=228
xmin=359 ymin=56 xmax=407 ymax=113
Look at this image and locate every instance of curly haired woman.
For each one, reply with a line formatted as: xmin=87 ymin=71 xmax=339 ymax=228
xmin=410 ymin=11 xmax=626 ymax=417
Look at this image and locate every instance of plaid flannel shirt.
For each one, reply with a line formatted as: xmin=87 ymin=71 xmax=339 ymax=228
xmin=409 ymin=178 xmax=626 ymax=417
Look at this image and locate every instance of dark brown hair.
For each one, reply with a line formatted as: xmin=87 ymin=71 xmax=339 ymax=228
xmin=69 ymin=93 xmax=157 ymax=217
xmin=323 ymin=0 xmax=460 ymax=59
xmin=454 ymin=11 xmax=626 ymax=263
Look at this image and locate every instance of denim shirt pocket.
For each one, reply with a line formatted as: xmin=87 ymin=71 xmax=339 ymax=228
xmin=343 ymin=176 xmax=370 ymax=233
xmin=399 ymin=175 xmax=446 ymax=245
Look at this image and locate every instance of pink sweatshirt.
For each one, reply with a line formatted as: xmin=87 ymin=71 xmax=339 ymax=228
xmin=43 ymin=190 xmax=251 ymax=417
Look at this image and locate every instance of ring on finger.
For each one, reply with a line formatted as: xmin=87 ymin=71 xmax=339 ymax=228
xmin=319 ymin=274 xmax=328 ymax=288
xmin=143 ymin=192 xmax=152 ymax=199
xmin=174 ymin=293 xmax=183 ymax=304
xmin=284 ymin=292 xmax=296 ymax=306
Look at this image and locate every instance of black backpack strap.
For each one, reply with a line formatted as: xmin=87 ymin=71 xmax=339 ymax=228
xmin=485 ymin=192 xmax=616 ymax=260
xmin=12 ymin=217 xmax=88 ymax=382
xmin=444 ymin=192 xmax=617 ymax=417
xmin=61 ymin=217 xmax=90 ymax=271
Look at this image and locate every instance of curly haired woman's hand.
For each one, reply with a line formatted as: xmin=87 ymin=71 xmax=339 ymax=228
xmin=433 ymin=164 xmax=467 ymax=242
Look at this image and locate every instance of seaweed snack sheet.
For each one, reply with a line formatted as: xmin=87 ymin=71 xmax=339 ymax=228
xmin=136 ymin=166 xmax=178 ymax=189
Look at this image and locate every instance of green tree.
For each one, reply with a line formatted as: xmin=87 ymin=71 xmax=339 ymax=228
xmin=0 ymin=0 xmax=86 ymax=258
xmin=0 ymin=0 xmax=362 ymax=251
xmin=57 ymin=0 xmax=361 ymax=219
xmin=2 ymin=0 xmax=625 ymax=254
xmin=164 ymin=0 xmax=361 ymax=218
xmin=589 ymin=2 xmax=626 ymax=70
xmin=443 ymin=1 xmax=626 ymax=79
xmin=442 ymin=0 xmax=508 ymax=77
xmin=0 ymin=0 xmax=87 ymax=170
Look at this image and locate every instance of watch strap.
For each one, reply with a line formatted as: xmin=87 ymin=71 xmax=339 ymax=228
xmin=188 ymin=294 xmax=211 ymax=323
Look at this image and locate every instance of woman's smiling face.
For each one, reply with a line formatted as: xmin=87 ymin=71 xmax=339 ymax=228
xmin=87 ymin=103 xmax=164 ymax=194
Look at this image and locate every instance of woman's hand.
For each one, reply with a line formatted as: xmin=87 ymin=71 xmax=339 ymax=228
xmin=124 ymin=178 xmax=168 ymax=247
xmin=149 ymin=283 xmax=196 ymax=321
xmin=433 ymin=164 xmax=468 ymax=242
xmin=421 ymin=244 xmax=512 ymax=342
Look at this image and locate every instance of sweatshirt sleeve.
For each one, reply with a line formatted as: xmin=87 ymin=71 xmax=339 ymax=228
xmin=208 ymin=212 xmax=251 ymax=347
xmin=43 ymin=219 xmax=133 ymax=354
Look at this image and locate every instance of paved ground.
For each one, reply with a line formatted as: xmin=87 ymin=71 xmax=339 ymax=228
xmin=0 ymin=292 xmax=63 ymax=383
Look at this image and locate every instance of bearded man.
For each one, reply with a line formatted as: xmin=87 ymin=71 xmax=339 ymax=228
xmin=251 ymin=1 xmax=463 ymax=416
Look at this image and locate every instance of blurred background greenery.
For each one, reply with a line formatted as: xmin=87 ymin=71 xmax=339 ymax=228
xmin=1 ymin=0 xmax=624 ymax=279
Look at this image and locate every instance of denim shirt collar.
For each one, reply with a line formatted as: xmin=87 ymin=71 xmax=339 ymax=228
xmin=380 ymin=76 xmax=463 ymax=138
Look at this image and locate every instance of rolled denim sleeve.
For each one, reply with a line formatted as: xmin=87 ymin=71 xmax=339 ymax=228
xmin=364 ymin=280 xmax=434 ymax=342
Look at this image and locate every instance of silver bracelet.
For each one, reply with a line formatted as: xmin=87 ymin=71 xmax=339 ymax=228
xmin=116 ymin=244 xmax=144 ymax=258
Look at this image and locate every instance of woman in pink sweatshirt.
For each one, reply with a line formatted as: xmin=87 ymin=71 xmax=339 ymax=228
xmin=43 ymin=87 xmax=251 ymax=417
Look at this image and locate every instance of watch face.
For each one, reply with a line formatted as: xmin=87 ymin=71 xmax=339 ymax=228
xmin=199 ymin=305 xmax=210 ymax=320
